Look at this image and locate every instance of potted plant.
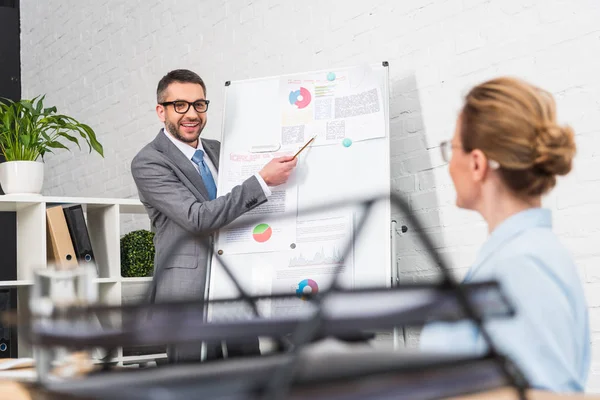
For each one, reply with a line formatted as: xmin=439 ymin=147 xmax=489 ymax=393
xmin=120 ymin=230 xmax=155 ymax=278
xmin=0 ymin=96 xmax=103 ymax=194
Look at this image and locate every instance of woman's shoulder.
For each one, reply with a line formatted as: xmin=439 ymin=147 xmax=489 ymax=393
xmin=500 ymin=226 xmax=574 ymax=273
xmin=512 ymin=222 xmax=566 ymax=249
xmin=483 ymin=227 xmax=585 ymax=305
xmin=472 ymin=225 xmax=579 ymax=291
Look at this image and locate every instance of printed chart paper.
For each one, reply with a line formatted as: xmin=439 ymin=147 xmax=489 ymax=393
xmin=269 ymin=210 xmax=355 ymax=318
xmin=279 ymin=65 xmax=385 ymax=149
xmin=216 ymin=151 xmax=298 ymax=255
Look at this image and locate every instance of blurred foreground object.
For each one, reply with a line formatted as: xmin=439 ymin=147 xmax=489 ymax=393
xmin=30 ymin=264 xmax=98 ymax=382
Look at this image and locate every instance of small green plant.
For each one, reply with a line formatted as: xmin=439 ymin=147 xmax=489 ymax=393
xmin=0 ymin=95 xmax=103 ymax=161
xmin=120 ymin=230 xmax=155 ymax=278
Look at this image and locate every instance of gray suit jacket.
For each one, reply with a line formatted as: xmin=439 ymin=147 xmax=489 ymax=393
xmin=131 ymin=129 xmax=268 ymax=304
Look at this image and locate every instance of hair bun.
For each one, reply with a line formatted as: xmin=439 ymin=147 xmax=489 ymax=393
xmin=533 ymin=123 xmax=576 ymax=176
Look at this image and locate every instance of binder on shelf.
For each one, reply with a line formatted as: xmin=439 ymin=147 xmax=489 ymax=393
xmin=62 ymin=204 xmax=97 ymax=274
xmin=46 ymin=205 xmax=79 ymax=270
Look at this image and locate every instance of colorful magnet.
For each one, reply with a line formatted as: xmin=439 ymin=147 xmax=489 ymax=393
xmin=327 ymin=72 xmax=336 ymax=81
xmin=342 ymin=138 xmax=352 ymax=147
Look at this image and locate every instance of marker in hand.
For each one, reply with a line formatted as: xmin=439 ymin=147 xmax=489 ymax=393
xmin=259 ymin=136 xmax=312 ymax=186
xmin=259 ymin=155 xmax=298 ymax=187
xmin=293 ymin=135 xmax=317 ymax=159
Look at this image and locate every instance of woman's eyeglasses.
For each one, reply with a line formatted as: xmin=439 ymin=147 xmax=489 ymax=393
xmin=440 ymin=140 xmax=455 ymax=163
xmin=439 ymin=140 xmax=500 ymax=169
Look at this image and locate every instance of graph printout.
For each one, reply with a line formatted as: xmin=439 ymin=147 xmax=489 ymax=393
xmin=216 ymin=151 xmax=298 ymax=255
xmin=270 ymin=211 xmax=355 ymax=317
xmin=279 ymin=65 xmax=386 ymax=148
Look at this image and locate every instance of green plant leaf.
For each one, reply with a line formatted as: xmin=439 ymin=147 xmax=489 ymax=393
xmin=0 ymin=95 xmax=104 ymax=161
xmin=81 ymin=123 xmax=104 ymax=156
xmin=35 ymin=98 xmax=43 ymax=113
xmin=56 ymin=131 xmax=81 ymax=149
xmin=58 ymin=115 xmax=69 ymax=127
xmin=21 ymin=100 xmax=34 ymax=113
xmin=45 ymin=141 xmax=69 ymax=150
xmin=19 ymin=134 xmax=30 ymax=147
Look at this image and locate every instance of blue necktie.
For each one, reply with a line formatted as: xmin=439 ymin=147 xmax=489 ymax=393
xmin=191 ymin=149 xmax=217 ymax=200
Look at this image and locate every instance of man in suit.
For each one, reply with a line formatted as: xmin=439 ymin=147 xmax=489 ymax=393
xmin=131 ymin=69 xmax=297 ymax=363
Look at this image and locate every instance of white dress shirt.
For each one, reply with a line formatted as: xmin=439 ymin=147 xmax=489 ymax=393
xmin=163 ymin=128 xmax=272 ymax=197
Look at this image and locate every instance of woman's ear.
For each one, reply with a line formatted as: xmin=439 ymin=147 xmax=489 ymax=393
xmin=470 ymin=149 xmax=489 ymax=183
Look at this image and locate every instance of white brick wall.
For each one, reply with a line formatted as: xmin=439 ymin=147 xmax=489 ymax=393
xmin=19 ymin=0 xmax=600 ymax=391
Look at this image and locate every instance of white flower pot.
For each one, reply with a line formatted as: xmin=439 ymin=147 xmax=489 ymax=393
xmin=0 ymin=161 xmax=44 ymax=195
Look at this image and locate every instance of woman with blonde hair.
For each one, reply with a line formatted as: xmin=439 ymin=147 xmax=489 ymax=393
xmin=419 ymin=77 xmax=590 ymax=392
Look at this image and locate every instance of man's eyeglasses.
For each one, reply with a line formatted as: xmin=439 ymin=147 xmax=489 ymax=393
xmin=160 ymin=100 xmax=210 ymax=114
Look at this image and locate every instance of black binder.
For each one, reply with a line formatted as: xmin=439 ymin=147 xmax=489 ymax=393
xmin=62 ymin=204 xmax=96 ymax=268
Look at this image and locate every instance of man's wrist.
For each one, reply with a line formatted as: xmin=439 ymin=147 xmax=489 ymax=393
xmin=254 ymin=172 xmax=272 ymax=197
xmin=258 ymin=171 xmax=270 ymax=186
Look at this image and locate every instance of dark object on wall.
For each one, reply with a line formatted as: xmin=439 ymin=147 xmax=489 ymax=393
xmin=0 ymin=0 xmax=20 ymax=195
xmin=121 ymin=230 xmax=155 ymax=277
xmin=0 ymin=0 xmax=20 ymax=103
xmin=0 ymin=289 xmax=17 ymax=358
xmin=0 ymin=1 xmax=19 ymax=7
xmin=0 ymin=0 xmax=20 ymax=359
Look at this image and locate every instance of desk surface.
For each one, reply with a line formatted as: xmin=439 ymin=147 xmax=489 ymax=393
xmin=2 ymin=382 xmax=600 ymax=400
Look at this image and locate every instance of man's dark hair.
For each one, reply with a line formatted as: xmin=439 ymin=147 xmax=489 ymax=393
xmin=156 ymin=69 xmax=207 ymax=103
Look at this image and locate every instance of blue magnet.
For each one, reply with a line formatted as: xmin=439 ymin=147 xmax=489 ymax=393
xmin=327 ymin=72 xmax=336 ymax=81
xmin=342 ymin=138 xmax=352 ymax=147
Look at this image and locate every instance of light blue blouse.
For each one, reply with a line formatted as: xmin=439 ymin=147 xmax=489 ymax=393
xmin=419 ymin=208 xmax=590 ymax=392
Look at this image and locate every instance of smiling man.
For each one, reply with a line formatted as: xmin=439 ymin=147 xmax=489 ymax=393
xmin=131 ymin=69 xmax=297 ymax=363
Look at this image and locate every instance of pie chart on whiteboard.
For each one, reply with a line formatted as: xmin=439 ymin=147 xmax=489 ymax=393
xmin=253 ymin=223 xmax=272 ymax=243
xmin=288 ymin=87 xmax=312 ymax=109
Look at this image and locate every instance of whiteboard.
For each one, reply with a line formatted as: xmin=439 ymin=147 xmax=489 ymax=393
xmin=207 ymin=62 xmax=392 ymax=318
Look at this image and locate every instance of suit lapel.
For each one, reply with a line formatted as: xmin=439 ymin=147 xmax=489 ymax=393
xmin=153 ymin=130 xmax=211 ymax=200
xmin=201 ymin=139 xmax=220 ymax=172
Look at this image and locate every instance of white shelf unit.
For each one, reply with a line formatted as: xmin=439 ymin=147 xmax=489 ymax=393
xmin=0 ymin=194 xmax=159 ymax=364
